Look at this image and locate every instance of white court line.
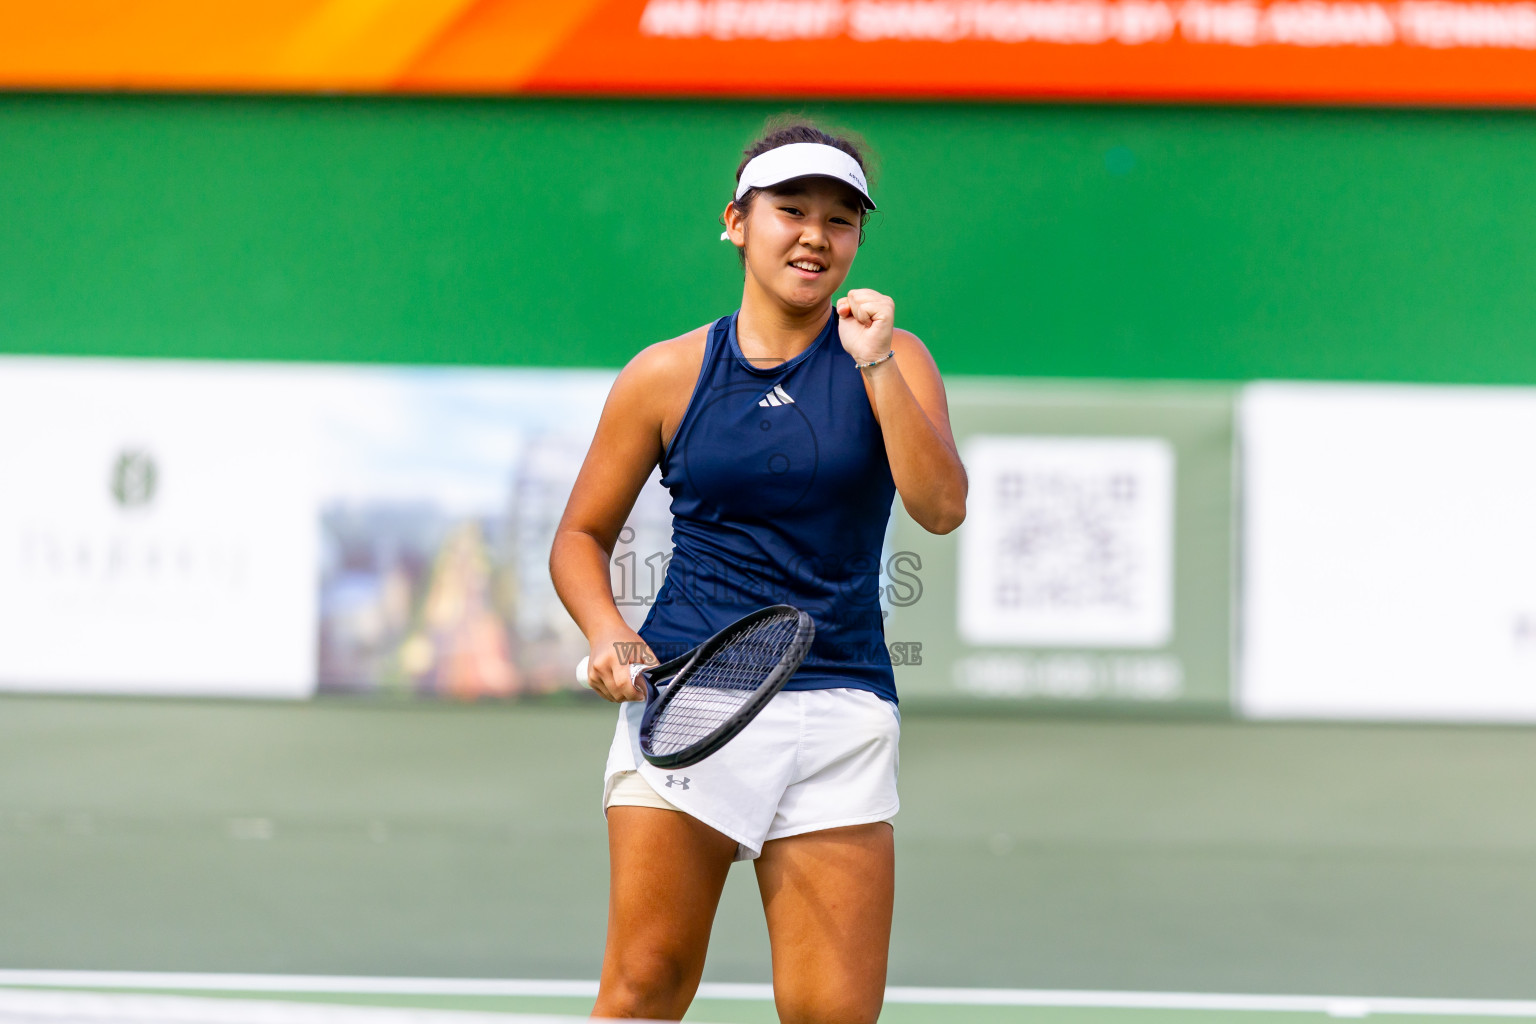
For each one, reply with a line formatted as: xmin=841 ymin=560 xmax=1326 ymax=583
xmin=1 ymin=973 xmax=1536 ymax=1018
xmin=0 ymin=989 xmax=641 ymax=1024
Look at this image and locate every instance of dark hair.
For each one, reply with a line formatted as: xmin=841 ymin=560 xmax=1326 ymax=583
xmin=725 ymin=117 xmax=875 ymax=263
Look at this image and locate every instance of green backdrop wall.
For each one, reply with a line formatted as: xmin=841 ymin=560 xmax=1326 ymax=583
xmin=2 ymin=94 xmax=1534 ymax=382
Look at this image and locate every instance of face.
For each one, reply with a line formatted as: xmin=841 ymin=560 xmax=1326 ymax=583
xmin=723 ymin=176 xmax=864 ymax=312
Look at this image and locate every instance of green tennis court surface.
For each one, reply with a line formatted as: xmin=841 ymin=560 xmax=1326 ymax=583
xmin=3 ymin=695 xmax=1536 ymax=1021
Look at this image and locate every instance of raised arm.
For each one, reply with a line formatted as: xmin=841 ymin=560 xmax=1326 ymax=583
xmin=840 ymin=290 xmax=968 ymax=535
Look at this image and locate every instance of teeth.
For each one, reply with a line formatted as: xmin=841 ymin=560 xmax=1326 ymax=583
xmin=791 ymin=261 xmax=823 ymax=272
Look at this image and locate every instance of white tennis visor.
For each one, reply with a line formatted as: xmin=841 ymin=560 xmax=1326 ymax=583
xmin=734 ymin=142 xmax=876 ymax=211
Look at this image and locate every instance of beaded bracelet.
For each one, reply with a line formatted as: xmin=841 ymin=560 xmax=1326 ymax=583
xmin=854 ymin=349 xmax=896 ymax=370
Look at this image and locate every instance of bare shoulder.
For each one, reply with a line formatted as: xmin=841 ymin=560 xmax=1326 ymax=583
xmin=891 ymin=328 xmax=939 ymax=368
xmin=604 ymin=325 xmax=708 ymax=405
xmin=860 ymin=329 xmax=943 ymax=394
xmin=608 ymin=324 xmax=711 ymax=450
xmin=618 ymin=324 xmax=710 ymax=394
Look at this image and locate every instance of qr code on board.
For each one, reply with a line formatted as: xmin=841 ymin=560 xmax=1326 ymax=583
xmin=957 ymin=437 xmax=1174 ymax=648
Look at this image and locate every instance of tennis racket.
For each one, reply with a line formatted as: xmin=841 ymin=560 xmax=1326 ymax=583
xmin=576 ymin=604 xmax=815 ymax=769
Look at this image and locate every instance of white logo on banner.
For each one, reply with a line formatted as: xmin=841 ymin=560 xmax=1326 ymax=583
xmin=958 ymin=435 xmax=1175 ymax=647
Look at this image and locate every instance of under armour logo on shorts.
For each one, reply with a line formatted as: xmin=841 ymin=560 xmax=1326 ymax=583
xmin=664 ymin=775 xmax=690 ymax=790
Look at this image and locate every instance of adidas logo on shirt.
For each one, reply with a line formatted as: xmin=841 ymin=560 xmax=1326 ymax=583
xmin=758 ymin=385 xmax=795 ymax=408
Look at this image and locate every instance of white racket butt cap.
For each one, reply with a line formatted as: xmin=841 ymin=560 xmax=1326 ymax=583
xmin=575 ymin=655 xmax=646 ymax=687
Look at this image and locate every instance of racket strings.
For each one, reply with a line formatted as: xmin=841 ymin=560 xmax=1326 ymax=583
xmin=647 ymin=612 xmax=804 ymax=755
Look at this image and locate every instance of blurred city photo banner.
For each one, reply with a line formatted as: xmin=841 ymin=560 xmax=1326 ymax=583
xmin=1241 ymin=383 xmax=1536 ymax=722
xmin=3 ymin=0 xmax=1536 ymax=103
xmin=883 ymin=380 xmax=1236 ymax=713
xmin=309 ymin=365 xmax=669 ymax=700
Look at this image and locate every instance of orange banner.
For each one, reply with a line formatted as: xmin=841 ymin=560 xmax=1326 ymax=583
xmin=4 ymin=0 xmax=1536 ymax=102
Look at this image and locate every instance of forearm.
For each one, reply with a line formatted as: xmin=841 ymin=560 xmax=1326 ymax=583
xmin=863 ymin=358 xmax=968 ymax=534
xmin=549 ymin=529 xmax=632 ymax=641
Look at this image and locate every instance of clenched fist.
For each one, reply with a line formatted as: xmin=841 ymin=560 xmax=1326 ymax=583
xmin=836 ymin=289 xmax=895 ymax=365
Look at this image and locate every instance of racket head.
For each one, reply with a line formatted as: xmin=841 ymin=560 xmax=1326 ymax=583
xmin=638 ymin=604 xmax=814 ymax=769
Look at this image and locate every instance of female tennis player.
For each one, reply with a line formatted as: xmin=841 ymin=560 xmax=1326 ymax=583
xmin=550 ymin=120 xmax=967 ymax=1023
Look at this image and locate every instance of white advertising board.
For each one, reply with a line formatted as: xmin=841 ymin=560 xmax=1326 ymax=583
xmin=0 ymin=359 xmax=319 ymax=697
xmin=1241 ymin=383 xmax=1536 ymax=721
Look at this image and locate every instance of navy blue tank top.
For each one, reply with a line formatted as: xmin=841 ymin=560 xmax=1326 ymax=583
xmin=637 ymin=310 xmax=899 ymax=703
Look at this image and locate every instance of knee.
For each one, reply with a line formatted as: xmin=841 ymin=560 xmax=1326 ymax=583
xmin=596 ymin=949 xmax=699 ymax=1019
xmin=775 ymin=991 xmax=883 ymax=1024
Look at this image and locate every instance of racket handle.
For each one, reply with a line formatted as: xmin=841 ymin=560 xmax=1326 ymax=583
xmin=575 ymin=656 xmax=645 ymax=688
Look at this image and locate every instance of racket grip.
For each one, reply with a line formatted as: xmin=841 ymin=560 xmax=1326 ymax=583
xmin=575 ymin=655 xmax=646 ymax=694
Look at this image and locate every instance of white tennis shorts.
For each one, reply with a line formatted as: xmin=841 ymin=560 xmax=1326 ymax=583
xmin=602 ymin=687 xmax=900 ymax=862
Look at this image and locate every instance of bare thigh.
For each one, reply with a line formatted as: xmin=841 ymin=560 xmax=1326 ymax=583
xmin=592 ymin=806 xmax=737 ymax=1021
xmin=754 ymin=822 xmax=895 ymax=1024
